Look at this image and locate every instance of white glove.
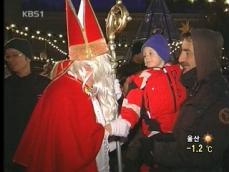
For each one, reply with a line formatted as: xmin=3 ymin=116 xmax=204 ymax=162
xmin=110 ymin=118 xmax=131 ymax=137
xmin=114 ymin=79 xmax=122 ymax=100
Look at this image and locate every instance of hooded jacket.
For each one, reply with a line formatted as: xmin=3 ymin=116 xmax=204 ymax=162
xmin=192 ymin=28 xmax=223 ymax=81
xmin=147 ymin=28 xmax=229 ymax=172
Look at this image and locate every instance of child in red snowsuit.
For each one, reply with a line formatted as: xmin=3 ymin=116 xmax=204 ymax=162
xmin=105 ymin=34 xmax=186 ymax=171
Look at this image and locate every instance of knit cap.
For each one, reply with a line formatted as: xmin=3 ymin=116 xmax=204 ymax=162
xmin=142 ymin=34 xmax=170 ymax=62
xmin=4 ymin=38 xmax=32 ymax=59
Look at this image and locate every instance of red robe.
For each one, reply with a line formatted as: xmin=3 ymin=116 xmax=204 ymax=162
xmin=51 ymin=59 xmax=72 ymax=79
xmin=13 ymin=73 xmax=104 ymax=172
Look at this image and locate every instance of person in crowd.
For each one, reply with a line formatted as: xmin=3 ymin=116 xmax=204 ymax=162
xmin=40 ymin=61 xmax=54 ymax=79
xmin=12 ymin=0 xmax=120 ymax=172
xmin=105 ymin=33 xmax=187 ymax=171
xmin=117 ymin=40 xmax=145 ymax=96
xmin=137 ymin=28 xmax=229 ymax=172
xmin=118 ymin=40 xmax=145 ymax=78
xmin=4 ymin=38 xmax=51 ymax=172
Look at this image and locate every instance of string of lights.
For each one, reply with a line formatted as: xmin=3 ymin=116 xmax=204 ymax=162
xmin=117 ymin=40 xmax=182 ymax=68
xmin=5 ymin=24 xmax=68 ymax=57
xmin=187 ymin=0 xmax=229 ymax=5
xmin=116 ymin=40 xmax=229 ymax=75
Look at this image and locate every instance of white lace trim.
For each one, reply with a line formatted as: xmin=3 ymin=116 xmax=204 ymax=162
xmin=91 ymin=97 xmax=110 ymax=172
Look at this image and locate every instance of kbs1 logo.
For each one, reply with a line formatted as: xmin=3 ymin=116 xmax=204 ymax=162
xmin=22 ymin=11 xmax=44 ymax=18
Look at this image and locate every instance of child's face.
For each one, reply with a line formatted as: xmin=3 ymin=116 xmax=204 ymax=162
xmin=143 ymin=47 xmax=164 ymax=68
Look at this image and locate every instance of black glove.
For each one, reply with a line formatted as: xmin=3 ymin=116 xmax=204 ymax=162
xmin=153 ymin=132 xmax=175 ymax=142
xmin=135 ymin=133 xmax=175 ymax=170
xmin=140 ymin=109 xmax=160 ymax=132
xmin=145 ymin=119 xmax=160 ymax=132
xmin=137 ymin=136 xmax=155 ymax=167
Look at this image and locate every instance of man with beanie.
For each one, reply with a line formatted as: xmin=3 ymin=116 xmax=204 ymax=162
xmin=105 ymin=33 xmax=186 ymax=171
xmin=135 ymin=29 xmax=229 ymax=172
xmin=4 ymin=38 xmax=50 ymax=172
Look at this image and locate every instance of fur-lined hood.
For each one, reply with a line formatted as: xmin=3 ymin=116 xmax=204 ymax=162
xmin=191 ymin=28 xmax=224 ymax=81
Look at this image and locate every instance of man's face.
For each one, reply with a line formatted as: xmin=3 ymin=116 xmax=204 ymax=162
xmin=178 ymin=39 xmax=196 ymax=73
xmin=4 ymin=48 xmax=30 ymax=74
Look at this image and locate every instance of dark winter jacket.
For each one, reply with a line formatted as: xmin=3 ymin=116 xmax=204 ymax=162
xmin=151 ymin=29 xmax=229 ymax=172
xmin=4 ymin=73 xmax=50 ymax=171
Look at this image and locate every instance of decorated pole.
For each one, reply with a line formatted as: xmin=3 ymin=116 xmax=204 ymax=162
xmin=105 ymin=1 xmax=131 ymax=172
xmin=106 ymin=0 xmax=132 ymax=70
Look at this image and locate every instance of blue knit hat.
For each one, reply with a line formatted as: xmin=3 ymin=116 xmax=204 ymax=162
xmin=142 ymin=34 xmax=170 ymax=62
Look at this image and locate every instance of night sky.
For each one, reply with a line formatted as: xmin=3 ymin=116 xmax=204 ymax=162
xmin=17 ymin=0 xmax=229 ymax=72
xmin=21 ymin=0 xmax=147 ymax=12
xmin=21 ymin=0 xmax=229 ymax=52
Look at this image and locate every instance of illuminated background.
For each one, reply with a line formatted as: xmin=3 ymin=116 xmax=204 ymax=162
xmin=4 ymin=0 xmax=229 ymax=74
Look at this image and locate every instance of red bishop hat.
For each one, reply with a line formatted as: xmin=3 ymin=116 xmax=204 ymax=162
xmin=65 ymin=0 xmax=108 ymax=60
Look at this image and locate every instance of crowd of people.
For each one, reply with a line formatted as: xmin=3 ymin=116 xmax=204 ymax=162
xmin=4 ymin=0 xmax=229 ymax=172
